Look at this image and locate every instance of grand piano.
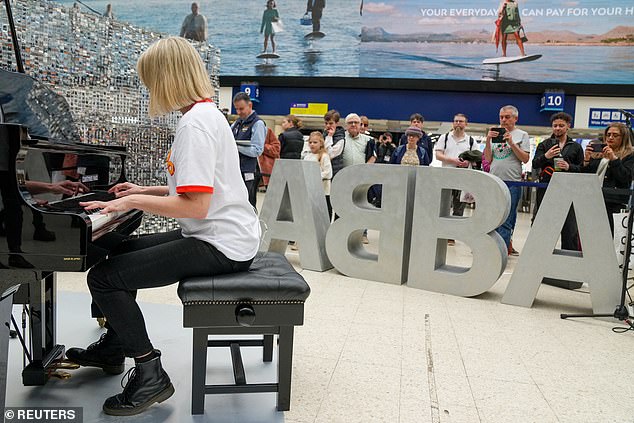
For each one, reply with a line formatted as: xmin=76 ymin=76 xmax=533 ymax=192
xmin=0 ymin=68 xmax=143 ymax=408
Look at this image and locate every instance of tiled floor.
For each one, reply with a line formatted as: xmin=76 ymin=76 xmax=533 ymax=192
xmin=9 ymin=210 xmax=634 ymax=422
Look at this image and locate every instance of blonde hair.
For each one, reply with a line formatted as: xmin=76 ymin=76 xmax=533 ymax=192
xmin=137 ymin=37 xmax=214 ymax=117
xmin=605 ymin=122 xmax=633 ymax=159
xmin=308 ymin=131 xmax=327 ymax=161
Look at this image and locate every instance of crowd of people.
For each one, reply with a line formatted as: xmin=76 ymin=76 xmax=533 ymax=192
xmin=227 ymin=92 xmax=634 ymax=255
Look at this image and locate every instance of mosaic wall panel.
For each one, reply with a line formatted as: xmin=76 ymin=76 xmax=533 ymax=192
xmin=0 ymin=0 xmax=221 ymax=234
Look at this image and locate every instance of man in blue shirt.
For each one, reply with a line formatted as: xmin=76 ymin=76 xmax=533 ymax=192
xmin=231 ymin=92 xmax=265 ymax=209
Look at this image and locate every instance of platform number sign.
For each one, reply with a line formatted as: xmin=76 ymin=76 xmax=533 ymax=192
xmin=240 ymin=82 xmax=260 ymax=103
xmin=588 ymin=108 xmax=634 ymax=128
xmin=540 ymin=91 xmax=565 ymax=112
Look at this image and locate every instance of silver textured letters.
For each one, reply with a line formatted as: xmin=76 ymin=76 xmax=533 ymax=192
xmin=502 ymin=173 xmax=621 ymax=313
xmin=325 ymin=164 xmax=415 ymax=284
xmin=407 ymin=168 xmax=509 ymax=296
xmin=259 ymin=159 xmax=332 ymax=271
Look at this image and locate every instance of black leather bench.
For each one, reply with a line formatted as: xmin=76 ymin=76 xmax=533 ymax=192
xmin=177 ymin=252 xmax=310 ymax=414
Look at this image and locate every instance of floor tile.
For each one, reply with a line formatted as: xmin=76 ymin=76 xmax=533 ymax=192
xmin=314 ymin=361 xmax=401 ymax=423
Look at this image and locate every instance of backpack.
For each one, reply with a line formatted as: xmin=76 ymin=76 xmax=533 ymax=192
xmin=440 ymin=132 xmax=475 ymax=151
xmin=505 ymin=2 xmax=519 ymax=23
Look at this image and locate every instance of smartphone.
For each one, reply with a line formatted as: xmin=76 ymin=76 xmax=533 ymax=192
xmin=491 ymin=127 xmax=507 ymax=143
xmin=591 ymin=143 xmax=607 ymax=152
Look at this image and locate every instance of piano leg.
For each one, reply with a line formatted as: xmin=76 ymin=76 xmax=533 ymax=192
xmin=22 ymin=273 xmax=64 ymax=386
xmin=0 ymin=292 xmax=13 ymax=410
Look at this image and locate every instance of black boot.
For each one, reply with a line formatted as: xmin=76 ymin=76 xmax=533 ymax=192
xmin=66 ymin=332 xmax=125 ymax=375
xmin=103 ymin=350 xmax=174 ymax=416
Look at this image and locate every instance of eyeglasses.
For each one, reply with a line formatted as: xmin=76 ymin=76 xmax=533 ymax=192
xmin=347 ymin=121 xmax=360 ymax=125
xmin=360 ymin=123 xmax=368 ymax=127
xmin=606 ymin=133 xmax=622 ymax=138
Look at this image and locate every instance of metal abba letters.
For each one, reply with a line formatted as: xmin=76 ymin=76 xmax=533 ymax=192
xmin=326 ymin=165 xmax=416 ymax=284
xmin=502 ymin=173 xmax=621 ymax=314
xmin=260 ymin=162 xmax=621 ymax=313
xmin=408 ymin=168 xmax=509 ymax=296
xmin=259 ymin=159 xmax=332 ymax=271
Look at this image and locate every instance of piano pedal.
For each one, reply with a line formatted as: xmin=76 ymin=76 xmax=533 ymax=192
xmin=51 ymin=359 xmax=81 ymax=371
xmin=97 ymin=317 xmax=107 ymax=328
xmin=49 ymin=371 xmax=72 ymax=380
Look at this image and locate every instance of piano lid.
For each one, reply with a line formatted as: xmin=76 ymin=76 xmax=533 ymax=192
xmin=0 ymin=69 xmax=80 ymax=142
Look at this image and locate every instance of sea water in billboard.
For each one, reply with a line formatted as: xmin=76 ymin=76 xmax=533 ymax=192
xmin=57 ymin=0 xmax=362 ymax=78
xmin=56 ymin=0 xmax=633 ymax=84
xmin=360 ymin=0 xmax=634 ymax=84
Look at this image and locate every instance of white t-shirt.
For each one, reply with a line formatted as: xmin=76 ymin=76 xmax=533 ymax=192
xmin=167 ymin=102 xmax=260 ymax=262
xmin=435 ymin=132 xmax=472 ymax=168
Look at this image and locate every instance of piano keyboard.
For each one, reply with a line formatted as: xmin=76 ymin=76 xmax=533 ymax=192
xmin=89 ymin=210 xmax=128 ymax=232
xmin=44 ymin=191 xmax=116 ymax=214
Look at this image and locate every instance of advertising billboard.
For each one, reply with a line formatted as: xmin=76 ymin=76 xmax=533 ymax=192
xmin=56 ymin=0 xmax=634 ymax=91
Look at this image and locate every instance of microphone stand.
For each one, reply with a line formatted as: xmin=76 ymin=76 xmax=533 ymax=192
xmin=561 ymin=117 xmax=634 ymax=328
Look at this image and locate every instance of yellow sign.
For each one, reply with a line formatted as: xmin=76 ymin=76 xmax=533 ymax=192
xmin=290 ymin=103 xmax=328 ymax=117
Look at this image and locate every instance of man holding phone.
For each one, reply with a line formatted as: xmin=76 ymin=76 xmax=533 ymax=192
xmin=531 ymin=112 xmax=584 ymax=251
xmin=484 ymin=105 xmax=530 ymax=254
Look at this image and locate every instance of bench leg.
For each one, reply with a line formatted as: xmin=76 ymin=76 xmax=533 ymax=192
xmin=191 ymin=329 xmax=208 ymax=414
xmin=263 ymin=334 xmax=274 ymax=362
xmin=277 ymin=326 xmax=294 ymax=411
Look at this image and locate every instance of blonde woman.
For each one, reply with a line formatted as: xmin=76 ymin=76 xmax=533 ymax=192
xmin=581 ymin=122 xmax=634 ymax=234
xmin=66 ymin=37 xmax=260 ymax=416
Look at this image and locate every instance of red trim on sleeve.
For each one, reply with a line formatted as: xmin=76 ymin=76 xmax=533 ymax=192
xmin=176 ymin=185 xmax=214 ymax=194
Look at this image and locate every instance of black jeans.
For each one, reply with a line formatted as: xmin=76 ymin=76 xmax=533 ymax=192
xmin=451 ymin=189 xmax=466 ymax=217
xmin=0 ymin=170 xmax=23 ymax=251
xmin=532 ymin=187 xmax=580 ymax=250
xmin=88 ymin=230 xmax=253 ymax=357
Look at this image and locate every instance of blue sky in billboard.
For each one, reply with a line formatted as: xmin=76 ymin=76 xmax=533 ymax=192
xmin=57 ymin=0 xmax=633 ymax=84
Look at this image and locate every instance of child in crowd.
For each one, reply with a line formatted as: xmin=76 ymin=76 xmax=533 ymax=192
xmin=303 ymin=131 xmax=333 ymax=220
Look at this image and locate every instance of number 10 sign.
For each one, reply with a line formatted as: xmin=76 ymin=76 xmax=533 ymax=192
xmin=540 ymin=90 xmax=565 ymax=112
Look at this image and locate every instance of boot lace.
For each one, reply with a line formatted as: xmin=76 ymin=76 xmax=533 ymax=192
xmin=86 ymin=333 xmax=108 ymax=351
xmin=120 ymin=366 xmax=140 ymax=393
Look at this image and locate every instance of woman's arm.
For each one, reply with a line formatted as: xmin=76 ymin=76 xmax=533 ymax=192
xmin=390 ymin=146 xmax=402 ymax=164
xmin=82 ymin=191 xmax=211 ymax=219
xmin=607 ymin=154 xmax=634 ymax=186
xmin=109 ymin=182 xmax=169 ymax=197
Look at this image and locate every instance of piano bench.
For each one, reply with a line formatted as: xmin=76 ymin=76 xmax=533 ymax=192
xmin=177 ymin=252 xmax=310 ymax=415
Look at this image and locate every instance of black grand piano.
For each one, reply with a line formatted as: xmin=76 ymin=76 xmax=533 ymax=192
xmin=0 ymin=69 xmax=143 ymax=408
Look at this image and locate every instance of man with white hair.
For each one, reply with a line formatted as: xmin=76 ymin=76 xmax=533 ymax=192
xmin=341 ymin=113 xmax=375 ymax=167
xmin=484 ymin=105 xmax=530 ymax=255
xmin=338 ymin=113 xmax=376 ymax=243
